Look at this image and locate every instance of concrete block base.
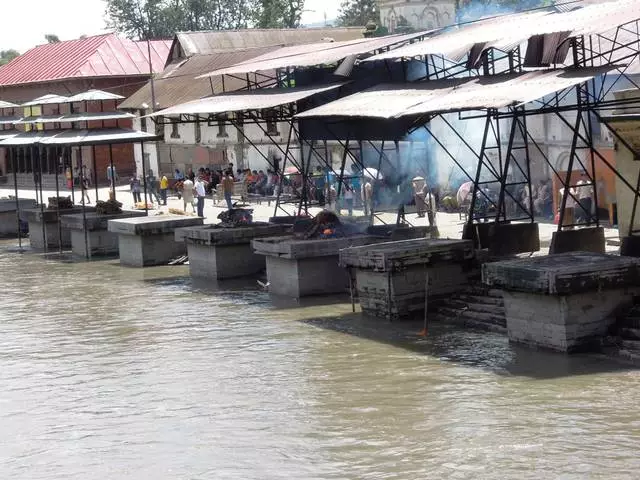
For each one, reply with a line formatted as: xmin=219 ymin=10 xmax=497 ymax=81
xmin=28 ymin=220 xmax=70 ymax=250
xmin=550 ymin=227 xmax=605 ymax=254
xmin=503 ymin=289 xmax=636 ymax=352
xmin=355 ymin=263 xmax=469 ymax=320
xmin=70 ymin=229 xmax=120 ymax=258
xmin=266 ymin=255 xmax=348 ymax=298
xmin=117 ymin=233 xmax=187 ymax=267
xmin=187 ymin=242 xmax=265 ymax=280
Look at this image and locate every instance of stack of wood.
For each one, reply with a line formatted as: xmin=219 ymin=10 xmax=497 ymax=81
xmin=47 ymin=196 xmax=73 ymax=210
xmin=96 ymin=199 xmax=123 ymax=215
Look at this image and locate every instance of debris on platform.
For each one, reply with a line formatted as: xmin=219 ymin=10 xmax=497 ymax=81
xmin=47 ymin=196 xmax=73 ymax=210
xmin=95 ymin=199 xmax=123 ymax=215
xmin=216 ymin=208 xmax=255 ymax=228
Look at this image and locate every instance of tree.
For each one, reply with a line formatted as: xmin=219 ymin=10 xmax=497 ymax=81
xmin=337 ymin=0 xmax=378 ymax=27
xmin=105 ymin=0 xmax=253 ymax=39
xmin=253 ymin=0 xmax=304 ymax=28
xmin=0 ymin=50 xmax=19 ymax=66
xmin=45 ymin=34 xmax=61 ymax=43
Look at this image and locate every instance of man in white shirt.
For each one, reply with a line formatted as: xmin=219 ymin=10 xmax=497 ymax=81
xmin=194 ymin=174 xmax=207 ymax=217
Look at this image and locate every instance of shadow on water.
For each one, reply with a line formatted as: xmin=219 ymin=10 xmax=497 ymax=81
xmin=301 ymin=311 xmax=638 ymax=380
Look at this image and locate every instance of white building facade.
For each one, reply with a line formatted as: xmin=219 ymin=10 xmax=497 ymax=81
xmin=378 ymin=0 xmax=457 ymax=32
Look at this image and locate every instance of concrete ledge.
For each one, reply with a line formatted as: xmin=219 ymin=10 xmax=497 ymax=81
xmin=0 ymin=199 xmax=35 ymax=237
xmin=21 ymin=206 xmax=96 ymax=224
xmin=61 ymin=211 xmax=145 ymax=232
xmin=483 ymin=252 xmax=640 ymax=295
xmin=0 ymin=198 xmax=36 ymax=214
xmin=549 ymin=227 xmax=605 ymax=254
xmin=108 ymin=215 xmax=203 ymax=236
xmin=176 ymin=223 xmax=290 ymax=246
xmin=253 ymin=235 xmax=380 ymax=259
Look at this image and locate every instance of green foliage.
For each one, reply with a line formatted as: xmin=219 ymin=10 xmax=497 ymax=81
xmin=45 ymin=34 xmax=61 ymax=43
xmin=105 ymin=0 xmax=254 ymax=39
xmin=253 ymin=0 xmax=304 ymax=28
xmin=337 ymin=0 xmax=378 ymax=27
xmin=0 ymin=50 xmax=19 ymax=66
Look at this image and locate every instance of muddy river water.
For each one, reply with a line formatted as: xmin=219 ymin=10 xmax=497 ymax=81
xmin=1 ymin=240 xmax=640 ymax=479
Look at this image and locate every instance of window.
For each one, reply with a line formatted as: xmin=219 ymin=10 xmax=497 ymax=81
xmin=217 ymin=114 xmax=228 ymax=138
xmin=171 ymin=119 xmax=180 ymax=139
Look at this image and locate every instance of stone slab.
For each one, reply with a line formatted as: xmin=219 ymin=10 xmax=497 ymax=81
xmin=482 ymin=252 xmax=640 ymax=295
xmin=21 ymin=206 xmax=96 ymax=224
xmin=253 ymin=235 xmax=382 ymax=259
xmin=339 ymin=238 xmax=474 ymax=271
xmin=61 ymin=211 xmax=146 ymax=232
xmin=503 ymin=288 xmax=637 ymax=352
xmin=176 ymin=223 xmax=290 ymax=246
xmin=0 ymin=198 xmax=36 ymax=214
xmin=108 ymin=215 xmax=203 ymax=236
xmin=549 ymin=227 xmax=605 ymax=254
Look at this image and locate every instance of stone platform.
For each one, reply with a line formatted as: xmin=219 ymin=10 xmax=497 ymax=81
xmin=108 ymin=215 xmax=204 ymax=267
xmin=22 ymin=206 xmax=96 ymax=250
xmin=61 ymin=211 xmax=146 ymax=258
xmin=483 ymin=252 xmax=640 ymax=352
xmin=340 ymin=238 xmax=474 ymax=320
xmin=0 ymin=198 xmax=35 ymax=237
xmin=176 ymin=223 xmax=290 ymax=280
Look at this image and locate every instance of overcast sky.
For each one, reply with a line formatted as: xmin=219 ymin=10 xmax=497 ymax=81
xmin=1 ymin=0 xmax=342 ymax=53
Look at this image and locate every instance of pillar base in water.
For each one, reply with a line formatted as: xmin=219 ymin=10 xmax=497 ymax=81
xmin=0 ymin=199 xmax=35 ymax=237
xmin=22 ymin=206 xmax=96 ymax=250
xmin=483 ymin=252 xmax=640 ymax=352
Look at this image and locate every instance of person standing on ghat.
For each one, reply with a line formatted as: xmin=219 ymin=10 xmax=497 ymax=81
xmin=159 ymin=174 xmax=169 ymax=206
xmin=130 ymin=175 xmax=141 ymax=204
xmin=194 ymin=174 xmax=207 ymax=217
xmin=182 ymin=176 xmax=194 ymax=213
xmin=221 ymin=170 xmax=235 ymax=211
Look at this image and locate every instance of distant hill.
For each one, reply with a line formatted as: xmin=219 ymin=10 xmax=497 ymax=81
xmin=301 ymin=19 xmax=338 ymax=28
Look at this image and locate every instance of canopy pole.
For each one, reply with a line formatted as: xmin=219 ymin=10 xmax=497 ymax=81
xmin=35 ymin=146 xmax=47 ymax=254
xmin=53 ymin=148 xmax=63 ymax=253
xmin=10 ymin=148 xmax=21 ymax=250
xmin=141 ymin=141 xmax=148 ymax=216
xmin=78 ymin=146 xmax=89 ymax=259
xmin=108 ymin=143 xmax=116 ymax=201
xmin=92 ymin=145 xmax=98 ymax=202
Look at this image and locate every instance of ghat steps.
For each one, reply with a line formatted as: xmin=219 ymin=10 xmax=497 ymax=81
xmin=434 ymin=284 xmax=506 ymax=333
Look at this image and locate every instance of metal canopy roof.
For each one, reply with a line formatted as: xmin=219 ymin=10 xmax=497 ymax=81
xmin=0 ymin=100 xmax=18 ymax=109
xmin=0 ymin=128 xmax=159 ymax=147
xmin=295 ymin=67 xmax=613 ymax=119
xmin=146 ymin=83 xmax=345 ymax=117
xmin=66 ymin=90 xmax=125 ymax=102
xmin=197 ymin=32 xmax=429 ymax=77
xmin=366 ymin=0 xmax=640 ymax=63
xmin=22 ymin=94 xmax=71 ymax=106
xmin=14 ymin=111 xmax=136 ymax=125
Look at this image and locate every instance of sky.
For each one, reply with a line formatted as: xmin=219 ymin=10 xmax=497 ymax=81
xmin=1 ymin=0 xmax=342 ymax=54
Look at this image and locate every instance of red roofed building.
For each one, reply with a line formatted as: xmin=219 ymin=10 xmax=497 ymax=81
xmin=0 ymin=33 xmax=171 ymax=186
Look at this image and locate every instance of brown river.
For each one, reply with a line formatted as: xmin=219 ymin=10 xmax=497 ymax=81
xmin=1 ymin=239 xmax=640 ymax=479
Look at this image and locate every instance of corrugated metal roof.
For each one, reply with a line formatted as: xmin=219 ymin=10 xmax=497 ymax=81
xmin=0 ymin=34 xmax=171 ymax=87
xmin=295 ymin=67 xmax=614 ymax=119
xmin=367 ymin=0 xmax=640 ymax=62
xmin=0 ymin=100 xmax=18 ymax=108
xmin=146 ymin=83 xmax=345 ymax=117
xmin=174 ymin=28 xmax=365 ymax=57
xmin=22 ymin=94 xmax=70 ymax=106
xmin=198 ymin=32 xmax=428 ymax=77
xmin=0 ymin=128 xmax=158 ymax=146
xmin=119 ymin=47 xmax=278 ymax=110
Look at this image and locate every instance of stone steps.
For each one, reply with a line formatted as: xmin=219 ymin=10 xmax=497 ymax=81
xmin=454 ymin=294 xmax=504 ymax=307
xmin=433 ymin=281 xmax=507 ymax=332
xmin=447 ymin=299 xmax=505 ymax=315
xmin=437 ymin=306 xmax=506 ymax=328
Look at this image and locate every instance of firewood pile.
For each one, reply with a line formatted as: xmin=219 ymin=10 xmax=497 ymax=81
xmin=95 ymin=199 xmax=123 ymax=215
xmin=47 ymin=196 xmax=73 ymax=210
xmin=216 ymin=208 xmax=254 ymax=228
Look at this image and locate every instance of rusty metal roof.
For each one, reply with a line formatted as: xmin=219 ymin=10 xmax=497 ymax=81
xmin=173 ymin=28 xmax=365 ymax=58
xmin=119 ymin=47 xmax=279 ymax=110
xmin=295 ymin=67 xmax=613 ymax=119
xmin=146 ymin=83 xmax=345 ymax=117
xmin=367 ymin=0 xmax=640 ymax=62
xmin=198 ymin=32 xmax=429 ymax=77
xmin=0 ymin=34 xmax=171 ymax=87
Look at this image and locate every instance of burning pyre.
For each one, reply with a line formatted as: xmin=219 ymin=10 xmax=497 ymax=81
xmin=216 ymin=208 xmax=255 ymax=228
xmin=47 ymin=196 xmax=73 ymax=210
xmin=297 ymin=210 xmax=362 ymax=240
xmin=95 ymin=199 xmax=123 ymax=215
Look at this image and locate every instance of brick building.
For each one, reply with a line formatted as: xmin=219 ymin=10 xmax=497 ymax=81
xmin=0 ymin=33 xmax=171 ymax=186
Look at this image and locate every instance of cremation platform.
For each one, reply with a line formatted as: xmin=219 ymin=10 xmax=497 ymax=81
xmin=0 ymin=198 xmax=35 ymax=237
xmin=108 ymin=215 xmax=203 ymax=267
xmin=22 ymin=206 xmax=96 ymax=250
xmin=176 ymin=223 xmax=290 ymax=280
xmin=61 ymin=211 xmax=146 ymax=258
xmin=340 ymin=238 xmax=474 ymax=320
xmin=483 ymin=252 xmax=640 ymax=352
xmin=253 ymin=235 xmax=382 ymax=297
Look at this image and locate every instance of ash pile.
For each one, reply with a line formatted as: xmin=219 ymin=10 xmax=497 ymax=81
xmin=216 ymin=208 xmax=263 ymax=228
xmin=47 ymin=196 xmax=73 ymax=210
xmin=296 ymin=210 xmax=363 ymax=240
xmin=95 ymin=199 xmax=123 ymax=215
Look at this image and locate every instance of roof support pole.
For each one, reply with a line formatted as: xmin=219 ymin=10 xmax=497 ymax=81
xmin=35 ymin=146 xmax=47 ymax=254
xmin=557 ymin=110 xmax=582 ymax=232
xmin=141 ymin=141 xmax=148 ymax=216
xmin=273 ymin=119 xmax=295 ymax=218
xmin=52 ymin=147 xmax=63 ymax=253
xmin=108 ymin=143 xmax=115 ymax=201
xmin=78 ymin=145 xmax=89 ymax=259
xmin=92 ymin=145 xmax=99 ymax=202
xmin=10 ymin=148 xmax=21 ymax=250
xmin=467 ymin=113 xmax=492 ymax=226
